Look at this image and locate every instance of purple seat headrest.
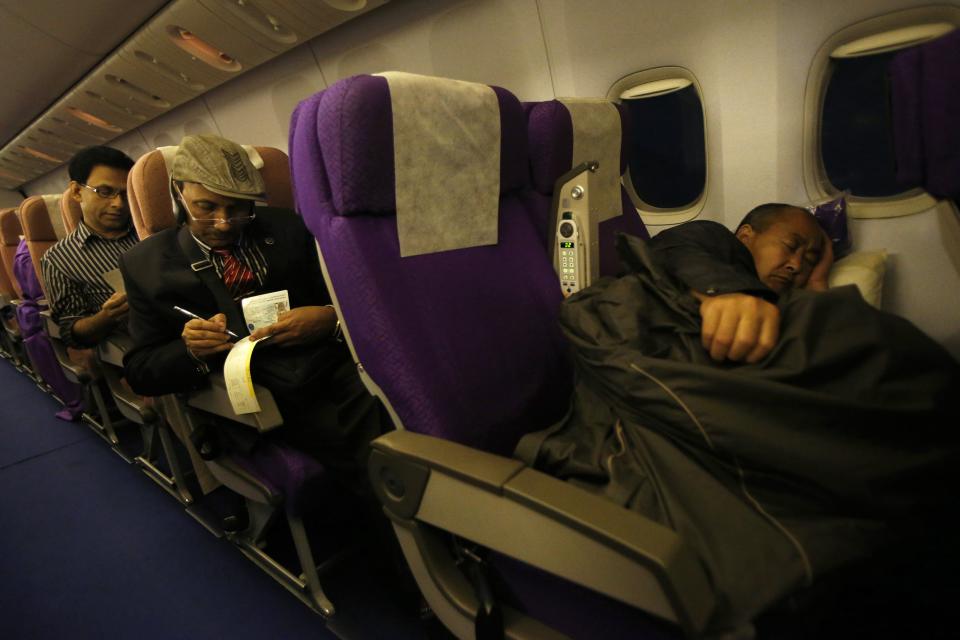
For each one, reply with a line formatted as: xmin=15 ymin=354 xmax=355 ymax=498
xmin=311 ymin=74 xmax=530 ymax=216
xmin=526 ymin=100 xmax=630 ymax=196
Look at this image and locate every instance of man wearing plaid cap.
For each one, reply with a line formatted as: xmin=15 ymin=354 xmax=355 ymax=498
xmin=120 ymin=134 xmax=385 ymax=484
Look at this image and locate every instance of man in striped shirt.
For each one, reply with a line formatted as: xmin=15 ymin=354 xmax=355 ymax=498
xmin=41 ymin=146 xmax=137 ymax=347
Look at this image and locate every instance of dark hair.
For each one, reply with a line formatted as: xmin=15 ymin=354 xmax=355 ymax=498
xmin=736 ymin=202 xmax=808 ymax=233
xmin=68 ymin=146 xmax=135 ymax=184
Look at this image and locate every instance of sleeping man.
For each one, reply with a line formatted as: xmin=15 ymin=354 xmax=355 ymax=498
xmin=648 ymin=202 xmax=833 ymax=363
xmin=516 ymin=204 xmax=959 ymax=635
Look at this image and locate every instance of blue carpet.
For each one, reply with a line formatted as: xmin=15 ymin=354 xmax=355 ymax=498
xmin=0 ymin=356 xmax=436 ymax=640
xmin=0 ymin=358 xmax=87 ymax=469
xmin=0 ymin=435 xmax=337 ymax=639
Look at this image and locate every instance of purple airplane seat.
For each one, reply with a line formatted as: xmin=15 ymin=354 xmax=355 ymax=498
xmin=526 ymin=98 xmax=650 ymax=280
xmin=289 ymin=72 xmax=712 ymax=639
xmin=288 ymin=72 xmax=571 ymax=456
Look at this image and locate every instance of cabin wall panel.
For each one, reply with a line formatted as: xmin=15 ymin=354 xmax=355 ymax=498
xmin=706 ymin=1 xmax=780 ymax=227
xmin=203 ymin=45 xmax=328 ymax=151
xmin=107 ymin=130 xmax=153 ymax=167
xmin=849 ymin=204 xmax=960 ymax=358
xmin=310 ymin=0 xmax=554 ymax=101
xmin=137 ymin=97 xmax=222 ymax=151
xmin=26 ymin=168 xmax=69 ymax=199
xmin=0 ymin=190 xmax=22 ymax=208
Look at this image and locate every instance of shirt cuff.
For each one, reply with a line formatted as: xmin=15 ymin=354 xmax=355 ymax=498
xmin=185 ymin=346 xmax=211 ymax=375
xmin=58 ymin=316 xmax=89 ymax=348
xmin=324 ymin=304 xmax=343 ymax=343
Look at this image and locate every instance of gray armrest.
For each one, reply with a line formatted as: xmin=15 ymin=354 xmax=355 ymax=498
xmin=97 ymin=331 xmax=133 ymax=366
xmin=1 ymin=313 xmax=20 ymax=336
xmin=186 ymin=371 xmax=283 ymax=432
xmin=40 ymin=309 xmax=61 ymax=339
xmin=369 ymin=430 xmax=715 ymax=636
xmin=37 ymin=311 xmax=92 ymax=383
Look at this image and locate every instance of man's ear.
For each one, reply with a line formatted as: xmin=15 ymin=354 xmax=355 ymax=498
xmin=68 ymin=181 xmax=82 ymax=204
xmin=735 ymin=224 xmax=755 ymax=247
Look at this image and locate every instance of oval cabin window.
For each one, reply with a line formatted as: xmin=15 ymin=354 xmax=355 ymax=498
xmin=821 ymin=23 xmax=954 ymax=198
xmin=618 ymin=76 xmax=706 ymax=212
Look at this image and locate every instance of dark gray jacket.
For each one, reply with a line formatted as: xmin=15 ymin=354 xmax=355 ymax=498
xmin=517 ymin=230 xmax=960 ymax=632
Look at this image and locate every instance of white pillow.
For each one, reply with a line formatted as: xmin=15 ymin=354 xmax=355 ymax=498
xmin=828 ymin=250 xmax=888 ymax=308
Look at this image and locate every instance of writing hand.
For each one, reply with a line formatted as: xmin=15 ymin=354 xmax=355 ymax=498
xmin=182 ymin=312 xmax=233 ymax=359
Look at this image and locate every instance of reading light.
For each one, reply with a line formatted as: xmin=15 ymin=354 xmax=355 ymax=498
xmin=19 ymin=146 xmax=65 ymax=163
xmin=166 ymin=26 xmax=242 ymax=72
xmin=66 ymin=106 xmax=124 ymax=132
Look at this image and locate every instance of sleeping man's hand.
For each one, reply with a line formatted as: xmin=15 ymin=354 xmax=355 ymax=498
xmin=693 ymin=291 xmax=780 ymax=363
xmin=803 ymin=229 xmax=834 ymax=292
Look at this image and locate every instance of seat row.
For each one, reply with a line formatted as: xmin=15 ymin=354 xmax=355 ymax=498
xmin=1 ymin=72 xmax=710 ymax=640
xmin=289 ymin=73 xmax=708 ymax=639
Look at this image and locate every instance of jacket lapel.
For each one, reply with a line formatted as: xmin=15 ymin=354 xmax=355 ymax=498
xmin=175 ymin=225 xmax=248 ymax=337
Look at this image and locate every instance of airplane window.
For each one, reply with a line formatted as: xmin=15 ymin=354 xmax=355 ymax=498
xmin=621 ymin=83 xmax=706 ymax=209
xmin=805 ymin=11 xmax=957 ymax=218
xmin=821 ymin=50 xmax=916 ymax=197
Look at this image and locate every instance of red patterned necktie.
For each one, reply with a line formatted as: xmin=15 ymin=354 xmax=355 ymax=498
xmin=211 ymin=247 xmax=257 ymax=300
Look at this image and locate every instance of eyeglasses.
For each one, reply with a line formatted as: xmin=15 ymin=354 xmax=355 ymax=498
xmin=185 ymin=210 xmax=257 ymax=226
xmin=80 ymin=183 xmax=128 ymax=200
xmin=174 ymin=182 xmax=256 ymax=226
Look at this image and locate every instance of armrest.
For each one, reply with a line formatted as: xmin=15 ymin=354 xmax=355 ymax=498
xmin=97 ymin=331 xmax=134 ymax=366
xmin=369 ymin=430 xmax=715 ymax=636
xmin=40 ymin=309 xmax=61 ymax=339
xmin=101 ymin=364 xmax=157 ymax=424
xmin=154 ymin=393 xmax=280 ymax=505
xmin=186 ymin=371 xmax=283 ymax=432
xmin=39 ymin=318 xmax=93 ymax=383
xmin=1 ymin=312 xmax=19 ymax=334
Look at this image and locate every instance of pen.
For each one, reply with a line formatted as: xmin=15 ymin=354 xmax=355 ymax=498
xmin=173 ymin=305 xmax=240 ymax=339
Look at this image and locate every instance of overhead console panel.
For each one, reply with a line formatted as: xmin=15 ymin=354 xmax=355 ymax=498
xmin=0 ymin=0 xmax=388 ymax=190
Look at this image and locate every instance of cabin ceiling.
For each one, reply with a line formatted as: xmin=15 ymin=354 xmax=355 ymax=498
xmin=0 ymin=0 xmax=169 ymax=156
xmin=0 ymin=0 xmax=387 ymax=191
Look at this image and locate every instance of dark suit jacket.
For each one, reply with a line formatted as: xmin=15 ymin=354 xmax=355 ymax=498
xmin=644 ymin=220 xmax=778 ymax=302
xmin=120 ymin=207 xmax=330 ymax=396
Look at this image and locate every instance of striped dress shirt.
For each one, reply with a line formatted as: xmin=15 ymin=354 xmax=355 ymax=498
xmin=41 ymin=221 xmax=139 ymax=347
